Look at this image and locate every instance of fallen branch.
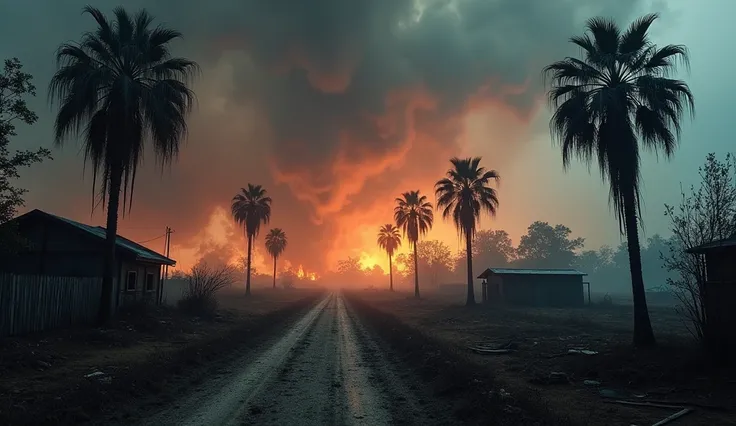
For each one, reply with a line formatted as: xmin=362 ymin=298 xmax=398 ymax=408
xmin=651 ymin=408 xmax=694 ymax=426
xmin=644 ymin=399 xmax=727 ymax=412
xmin=468 ymin=347 xmax=513 ymax=355
xmin=603 ymin=400 xmax=684 ymax=410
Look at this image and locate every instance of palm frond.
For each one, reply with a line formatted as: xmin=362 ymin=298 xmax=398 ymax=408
xmin=48 ymin=7 xmax=199 ymax=215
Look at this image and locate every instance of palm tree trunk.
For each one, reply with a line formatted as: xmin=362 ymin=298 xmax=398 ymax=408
xmin=246 ymin=233 xmax=253 ymax=296
xmin=413 ymin=242 xmax=420 ymax=299
xmin=99 ymin=166 xmax=123 ymax=325
xmin=272 ymin=256 xmax=277 ymax=289
xmin=623 ymin=193 xmax=656 ymax=347
xmin=389 ymin=254 xmax=394 ymax=292
xmin=465 ymin=228 xmax=475 ymax=306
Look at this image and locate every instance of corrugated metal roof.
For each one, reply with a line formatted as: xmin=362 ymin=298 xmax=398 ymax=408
xmin=686 ymin=235 xmax=736 ymax=254
xmin=37 ymin=210 xmax=175 ymax=266
xmin=477 ymin=267 xmax=586 ymax=278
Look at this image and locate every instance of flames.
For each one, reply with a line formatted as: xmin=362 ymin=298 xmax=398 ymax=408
xmin=295 ymin=265 xmax=317 ymax=281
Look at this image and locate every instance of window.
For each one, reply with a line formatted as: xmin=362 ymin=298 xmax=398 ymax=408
xmin=145 ymin=273 xmax=155 ymax=292
xmin=126 ymin=271 xmax=137 ymax=291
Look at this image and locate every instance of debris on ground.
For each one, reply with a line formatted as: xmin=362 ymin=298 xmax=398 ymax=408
xmin=599 ymin=388 xmax=647 ymax=399
xmin=547 ymin=348 xmax=598 ymax=358
xmin=84 ymin=371 xmax=112 ymax=384
xmin=583 ymin=380 xmax=601 ymax=386
xmin=530 ymin=371 xmax=570 ymax=385
xmin=468 ymin=340 xmax=518 ymax=355
xmin=651 ymin=408 xmax=694 ymax=426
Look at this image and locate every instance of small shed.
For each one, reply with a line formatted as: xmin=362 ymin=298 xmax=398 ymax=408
xmin=477 ymin=267 xmax=587 ymax=307
xmin=0 ymin=209 xmax=175 ymax=309
xmin=687 ymin=234 xmax=736 ymax=358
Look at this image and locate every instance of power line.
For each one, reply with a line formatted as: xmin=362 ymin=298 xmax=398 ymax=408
xmin=137 ymin=234 xmax=167 ymax=244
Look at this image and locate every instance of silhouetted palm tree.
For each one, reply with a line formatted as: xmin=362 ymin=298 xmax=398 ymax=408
xmin=435 ymin=157 xmax=500 ymax=306
xmin=544 ymin=14 xmax=694 ymax=346
xmin=232 ymin=184 xmax=272 ymax=296
xmin=48 ymin=7 xmax=198 ymax=323
xmin=394 ymin=191 xmax=433 ymax=298
xmin=377 ymin=224 xmax=402 ymax=292
xmin=265 ymin=228 xmax=287 ymax=289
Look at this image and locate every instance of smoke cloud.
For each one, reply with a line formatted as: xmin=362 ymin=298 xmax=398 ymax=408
xmin=2 ymin=0 xmax=650 ymax=274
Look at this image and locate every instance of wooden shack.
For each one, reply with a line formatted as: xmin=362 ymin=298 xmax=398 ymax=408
xmin=477 ymin=268 xmax=587 ymax=307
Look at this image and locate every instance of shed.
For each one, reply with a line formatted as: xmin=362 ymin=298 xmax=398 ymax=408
xmin=477 ymin=267 xmax=587 ymax=307
xmin=0 ymin=209 xmax=175 ymax=308
xmin=687 ymin=234 xmax=736 ymax=358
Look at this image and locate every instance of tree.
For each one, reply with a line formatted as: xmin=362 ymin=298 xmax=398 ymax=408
xmin=545 ymin=14 xmax=694 ymax=346
xmin=456 ymin=229 xmax=516 ymax=280
xmin=416 ymin=240 xmax=454 ymax=291
xmin=475 ymin=229 xmax=515 ymax=266
xmin=394 ymin=190 xmax=433 ymax=298
xmin=336 ymin=256 xmax=366 ymax=286
xmin=516 ymin=221 xmax=584 ymax=268
xmin=265 ymin=228 xmax=287 ymax=289
xmin=0 ymin=58 xmax=52 ymax=251
xmin=663 ymin=153 xmax=736 ymax=347
xmin=435 ymin=157 xmax=500 ymax=306
xmin=377 ymin=224 xmax=401 ymax=291
xmin=48 ymin=7 xmax=198 ymax=323
xmin=231 ymin=184 xmax=272 ymax=296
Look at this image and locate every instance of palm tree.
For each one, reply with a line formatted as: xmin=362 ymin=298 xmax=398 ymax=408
xmin=377 ymin=224 xmax=402 ymax=292
xmin=265 ymin=228 xmax=287 ymax=289
xmin=48 ymin=7 xmax=197 ymax=323
xmin=394 ymin=191 xmax=433 ymax=298
xmin=232 ymin=184 xmax=272 ymax=296
xmin=544 ymin=14 xmax=694 ymax=346
xmin=435 ymin=157 xmax=500 ymax=306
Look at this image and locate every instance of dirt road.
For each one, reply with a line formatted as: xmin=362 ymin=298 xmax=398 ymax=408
xmin=137 ymin=292 xmax=447 ymax=426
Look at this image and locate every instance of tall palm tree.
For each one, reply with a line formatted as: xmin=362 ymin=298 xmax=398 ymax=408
xmin=232 ymin=184 xmax=272 ymax=296
xmin=435 ymin=157 xmax=500 ymax=306
xmin=544 ymin=14 xmax=694 ymax=346
xmin=394 ymin=191 xmax=433 ymax=298
xmin=265 ymin=228 xmax=287 ymax=289
xmin=376 ymin=224 xmax=402 ymax=292
xmin=48 ymin=7 xmax=197 ymax=323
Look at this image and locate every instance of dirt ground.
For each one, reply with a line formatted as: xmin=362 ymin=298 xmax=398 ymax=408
xmin=353 ymin=290 xmax=736 ymax=426
xmin=0 ymin=288 xmax=323 ymax=425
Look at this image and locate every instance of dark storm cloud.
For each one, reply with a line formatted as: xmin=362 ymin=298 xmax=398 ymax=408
xmin=0 ymin=0 xmax=649 ymax=271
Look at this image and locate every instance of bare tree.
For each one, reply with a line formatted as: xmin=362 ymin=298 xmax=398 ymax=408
xmin=179 ymin=262 xmax=238 ymax=316
xmin=663 ymin=153 xmax=736 ymax=343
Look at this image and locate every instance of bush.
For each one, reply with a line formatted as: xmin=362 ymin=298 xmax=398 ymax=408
xmin=590 ymin=293 xmax=614 ymax=309
xmin=178 ymin=263 xmax=237 ymax=317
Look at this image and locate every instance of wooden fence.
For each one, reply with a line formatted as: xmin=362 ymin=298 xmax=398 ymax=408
xmin=0 ymin=274 xmax=103 ymax=337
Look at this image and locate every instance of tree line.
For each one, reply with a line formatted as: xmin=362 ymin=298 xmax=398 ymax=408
xmin=372 ymin=222 xmax=675 ymax=296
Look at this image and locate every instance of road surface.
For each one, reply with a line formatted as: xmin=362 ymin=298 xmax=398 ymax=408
xmin=137 ymin=292 xmax=446 ymax=426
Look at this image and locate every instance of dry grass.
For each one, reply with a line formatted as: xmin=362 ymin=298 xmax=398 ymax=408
xmin=0 ymin=288 xmax=323 ymax=425
xmin=354 ymin=290 xmax=736 ymax=426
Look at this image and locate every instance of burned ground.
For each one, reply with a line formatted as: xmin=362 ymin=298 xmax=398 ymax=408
xmin=0 ymin=289 xmax=324 ymax=425
xmin=350 ymin=290 xmax=736 ymax=426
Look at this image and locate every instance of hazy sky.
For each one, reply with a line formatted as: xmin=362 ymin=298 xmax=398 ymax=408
xmin=0 ymin=0 xmax=732 ymax=275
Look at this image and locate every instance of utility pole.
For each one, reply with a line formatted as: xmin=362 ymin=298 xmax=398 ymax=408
xmin=158 ymin=227 xmax=174 ymax=305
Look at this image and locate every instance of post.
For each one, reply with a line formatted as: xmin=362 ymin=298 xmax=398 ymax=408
xmin=158 ymin=227 xmax=173 ymax=305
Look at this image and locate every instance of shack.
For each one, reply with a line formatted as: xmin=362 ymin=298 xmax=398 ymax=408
xmin=477 ymin=267 xmax=587 ymax=307
xmin=0 ymin=209 xmax=175 ymax=308
xmin=687 ymin=234 xmax=736 ymax=358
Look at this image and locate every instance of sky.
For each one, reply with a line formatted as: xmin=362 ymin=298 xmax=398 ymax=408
xmin=1 ymin=0 xmax=733 ymax=277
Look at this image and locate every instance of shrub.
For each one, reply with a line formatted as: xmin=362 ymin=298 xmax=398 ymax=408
xmin=178 ymin=263 xmax=237 ymax=317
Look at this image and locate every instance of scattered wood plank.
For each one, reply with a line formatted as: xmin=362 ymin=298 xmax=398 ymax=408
xmin=651 ymin=408 xmax=694 ymax=426
xmin=603 ymin=400 xmax=684 ymax=410
xmin=468 ymin=346 xmax=513 ymax=354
